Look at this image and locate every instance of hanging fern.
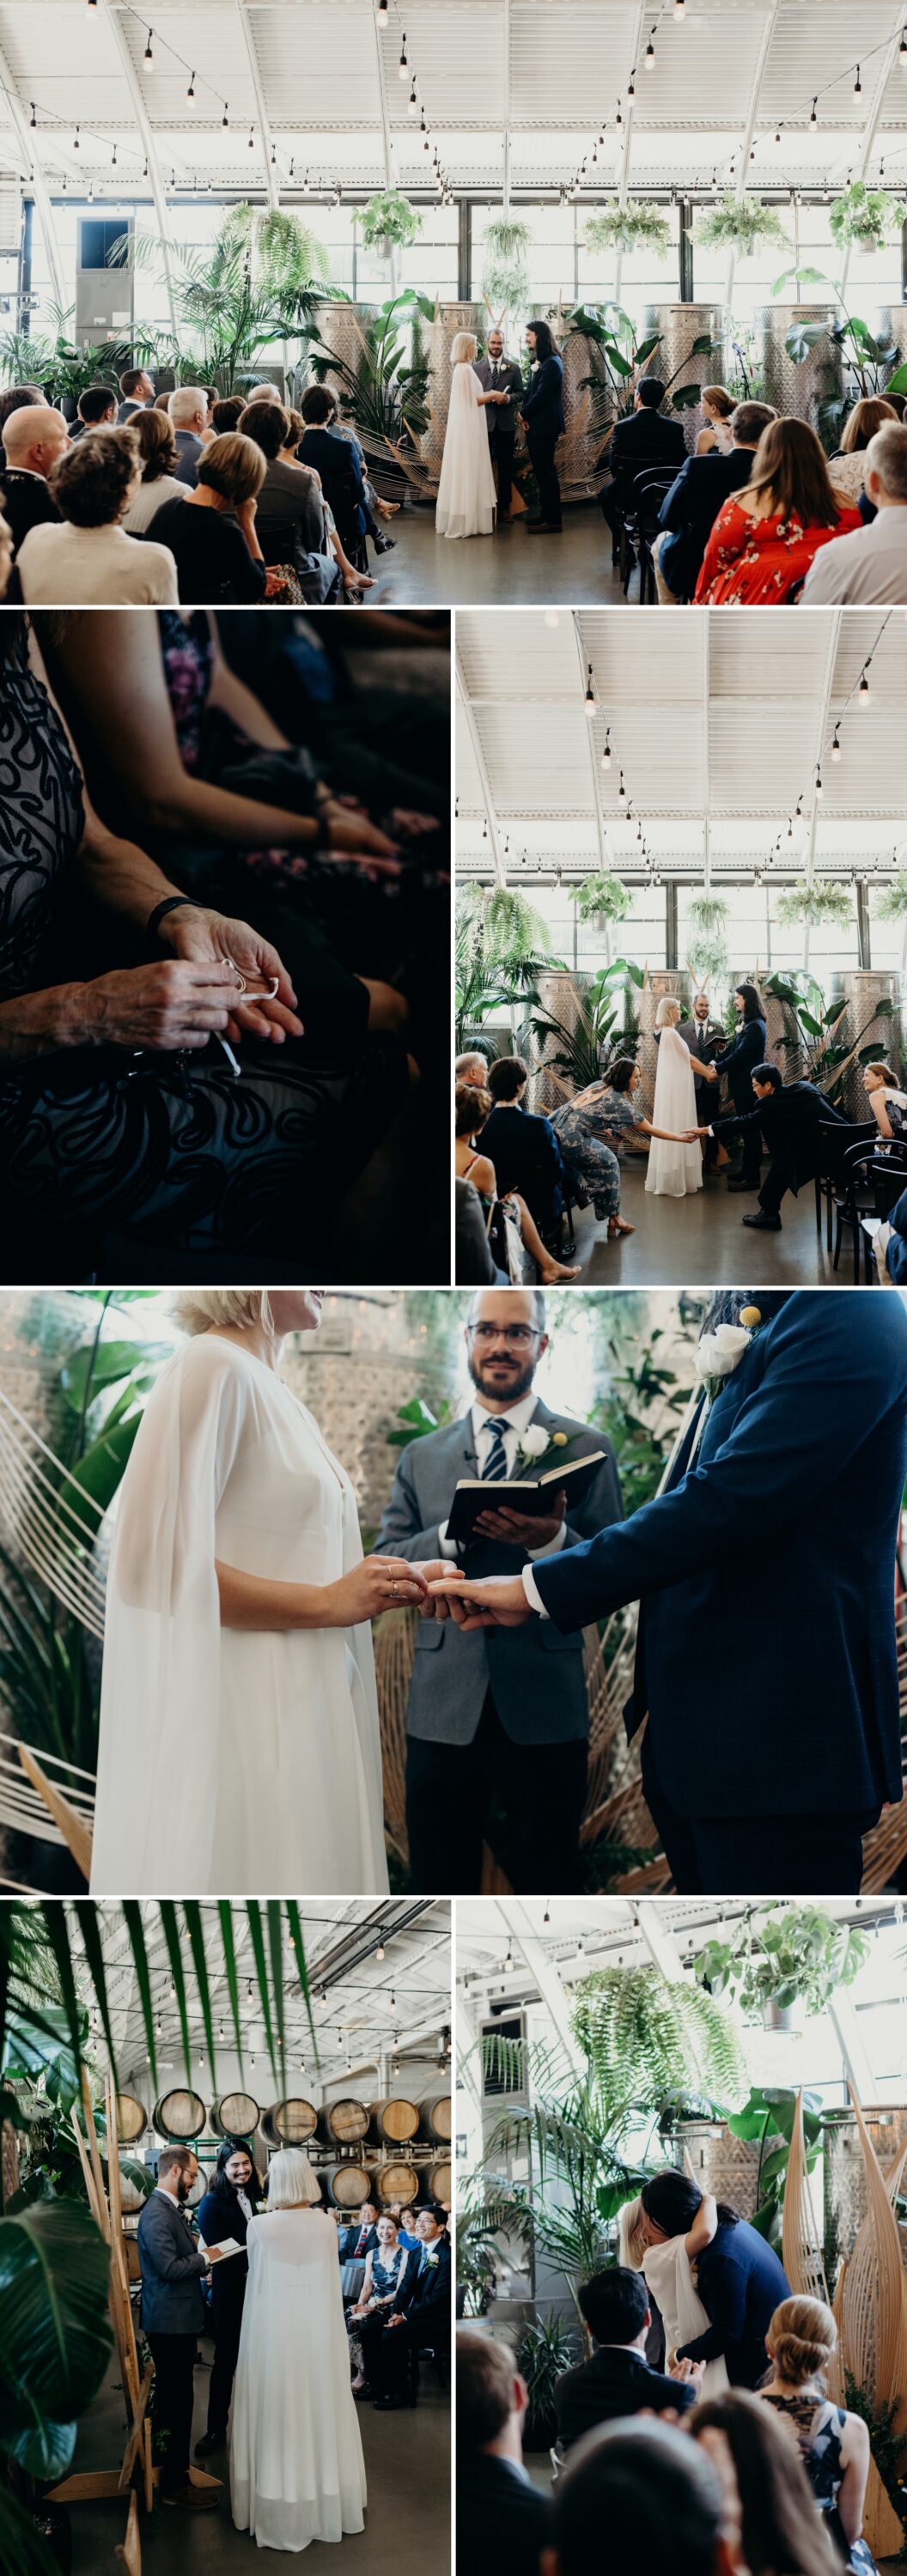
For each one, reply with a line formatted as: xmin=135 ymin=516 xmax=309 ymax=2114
xmin=776 ymin=879 xmax=854 ymax=928
xmin=219 ymin=201 xmax=329 ymax=287
xmin=466 ymin=882 xmax=552 ymax=964
xmin=570 ymin=1965 xmax=746 ymax=2121
xmin=571 ymin=873 xmax=630 ymax=927
xmin=829 ymin=183 xmax=901 ymax=253
xmin=360 ymin=191 xmax=423 ymax=252
xmin=481 ymin=218 xmax=533 ymax=312
xmin=584 ymin=202 xmax=672 ymax=259
xmin=875 ymin=878 xmax=907 ymax=920
xmin=694 ymin=193 xmax=790 ymax=257
xmin=686 ymin=896 xmax=729 ymax=980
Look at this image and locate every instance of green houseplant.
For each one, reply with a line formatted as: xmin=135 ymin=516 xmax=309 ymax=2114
xmin=110 ymin=208 xmax=326 ymax=393
xmin=776 ymin=880 xmax=853 ymax=930
xmin=695 ymin=1905 xmax=870 ymax=2026
xmin=829 ymin=183 xmax=901 ymax=256
xmin=531 ymin=960 xmax=644 ymax=1092
xmin=772 ymin=264 xmax=899 ymax=448
xmin=360 ymin=191 xmax=423 ymax=255
xmin=571 ymin=874 xmax=630 ymax=932
xmin=583 ymin=203 xmax=672 ymax=260
xmin=567 ymin=304 xmax=721 ymax=442
xmin=481 ymin=217 xmax=533 ymax=313
xmin=516 ymin=2311 xmax=580 ymax=2449
xmin=686 ymin=896 xmax=729 ymax=980
xmin=309 ymin=290 xmax=433 ymax=453
xmin=694 ymin=194 xmax=789 ymax=257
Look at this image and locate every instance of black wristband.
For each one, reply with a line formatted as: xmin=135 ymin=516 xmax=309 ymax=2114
xmin=146 ymin=895 xmax=200 ymax=941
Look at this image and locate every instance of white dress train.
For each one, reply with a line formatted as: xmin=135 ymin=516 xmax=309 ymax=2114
xmin=435 ymin=364 xmax=496 ymax=539
xmin=642 ymin=2239 xmax=730 ymax=2401
xmin=645 ymin=1024 xmax=703 ymax=1199
xmin=91 ymin=1335 xmax=389 ymax=1896
xmin=231 ymin=2209 xmax=368 ymax=2553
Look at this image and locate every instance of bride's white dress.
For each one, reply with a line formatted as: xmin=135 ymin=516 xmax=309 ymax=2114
xmin=646 ymin=1024 xmax=703 ymax=1199
xmin=642 ymin=2239 xmax=729 ymax=2401
xmin=435 ymin=363 xmax=496 ymax=539
xmin=231 ymin=2208 xmax=367 ymax=2553
xmin=91 ymin=1335 xmax=388 ymax=1895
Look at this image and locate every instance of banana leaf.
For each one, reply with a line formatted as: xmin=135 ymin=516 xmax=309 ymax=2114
xmin=0 ymin=2196 xmax=113 ymax=2479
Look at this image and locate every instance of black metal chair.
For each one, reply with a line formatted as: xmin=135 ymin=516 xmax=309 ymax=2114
xmin=843 ymin=1146 xmax=907 ymax=1281
xmin=816 ymin=1119 xmax=877 ymax=1259
xmin=630 ymin=467 xmax=680 ymax=604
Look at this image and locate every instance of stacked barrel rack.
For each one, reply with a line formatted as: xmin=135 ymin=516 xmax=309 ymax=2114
xmin=115 ymin=2087 xmax=452 ymax=2210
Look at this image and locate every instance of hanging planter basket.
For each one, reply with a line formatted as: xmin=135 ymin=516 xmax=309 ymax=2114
xmin=686 ymin=896 xmax=729 ymax=981
xmin=694 ymin=193 xmax=791 ymax=258
xmin=829 ymin=184 xmax=901 ymax=257
xmin=583 ymin=202 xmax=673 ymax=260
xmin=776 ymin=880 xmax=854 ymax=930
xmin=360 ymin=191 xmax=424 ymax=254
xmin=570 ymin=873 xmax=630 ymax=931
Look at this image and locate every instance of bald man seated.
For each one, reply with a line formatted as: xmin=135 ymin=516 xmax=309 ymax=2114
xmin=0 ymin=404 xmax=69 ymax=556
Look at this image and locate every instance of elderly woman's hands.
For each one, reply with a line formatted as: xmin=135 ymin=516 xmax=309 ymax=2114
xmin=161 ymin=905 xmax=304 ymax=1044
xmin=76 ymin=958 xmax=243 ymax=1051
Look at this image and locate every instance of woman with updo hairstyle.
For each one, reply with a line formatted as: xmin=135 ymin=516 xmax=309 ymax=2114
xmin=758 ymin=2296 xmax=876 ymax=2572
xmin=142 ymin=429 xmax=275 ymax=603
xmin=122 ymin=404 xmax=191 ymax=533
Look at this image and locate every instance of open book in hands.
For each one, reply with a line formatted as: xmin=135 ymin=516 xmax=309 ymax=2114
xmin=445 ymin=1451 xmax=606 ymax=1547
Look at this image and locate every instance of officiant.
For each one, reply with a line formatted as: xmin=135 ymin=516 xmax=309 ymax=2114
xmin=377 ymin=1285 xmax=622 ymax=1893
xmin=473 ymin=330 xmax=524 ymax=520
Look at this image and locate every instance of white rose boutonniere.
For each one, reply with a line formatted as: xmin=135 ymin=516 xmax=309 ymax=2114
xmin=515 ymin=1425 xmax=549 ymax=1464
xmin=514 ymin=1425 xmax=580 ymax=1481
xmin=695 ymin=1308 xmax=762 ymax=1407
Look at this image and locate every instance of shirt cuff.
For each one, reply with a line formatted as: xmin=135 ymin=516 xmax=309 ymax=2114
xmin=436 ymin=1520 xmax=459 ymax=1560
xmin=526 ymin=1518 xmax=568 ymax=1563
xmin=522 ymin=1564 xmax=550 ymax=1618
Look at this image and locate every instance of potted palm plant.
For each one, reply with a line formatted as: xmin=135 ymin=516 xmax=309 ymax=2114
xmin=516 ymin=2312 xmax=580 ymax=2450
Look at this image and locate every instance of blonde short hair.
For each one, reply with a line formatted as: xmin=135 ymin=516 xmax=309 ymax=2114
xmin=169 ymin=1291 xmax=277 ymax=1336
xmin=450 ymin=331 xmax=478 ymax=364
xmin=265 ymin=2148 xmax=322 ymax=2209
xmin=655 ymin=996 xmax=681 ymax=1028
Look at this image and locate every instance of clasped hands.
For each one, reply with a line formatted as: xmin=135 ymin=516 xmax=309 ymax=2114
xmin=413 ymin=1488 xmax=568 ymax=1631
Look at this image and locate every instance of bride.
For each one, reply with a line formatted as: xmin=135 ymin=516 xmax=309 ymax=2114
xmin=231 ymin=2148 xmax=368 ymax=2554
xmin=435 ymin=331 xmax=502 ymax=540
xmin=91 ymin=1291 xmax=428 ymax=1895
xmin=619 ymin=2189 xmax=729 ymax=2401
xmin=646 ymin=997 xmax=703 ymax=1199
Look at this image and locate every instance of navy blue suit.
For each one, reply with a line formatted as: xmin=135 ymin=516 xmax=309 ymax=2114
xmin=520 ymin=354 xmax=565 ymax=528
xmin=533 ymin=1292 xmax=907 ymax=1893
xmin=479 ymin=1101 xmax=564 ymax=1235
xmin=298 ymin=425 xmax=366 ymax=551
xmin=708 ymin=1012 xmax=768 ymax=1183
xmin=657 ymin=449 xmax=754 ymax=598
xmin=676 ymin=2220 xmax=791 ymax=2389
xmin=196 ymin=2184 xmax=256 ymax=2439
xmin=374 ymin=2237 xmax=451 ymax=2400
xmin=886 ymin=1186 xmax=907 ymax=1282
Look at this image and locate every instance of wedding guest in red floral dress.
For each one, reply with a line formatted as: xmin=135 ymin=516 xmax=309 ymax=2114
xmin=694 ymin=418 xmax=861 ymax=605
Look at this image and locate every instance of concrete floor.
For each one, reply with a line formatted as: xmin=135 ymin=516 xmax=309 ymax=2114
xmin=68 ymin=2333 xmax=449 ymax=2574
xmin=362 ymin=499 xmax=632 ymax=607
xmin=569 ymin=1159 xmax=852 ymax=1288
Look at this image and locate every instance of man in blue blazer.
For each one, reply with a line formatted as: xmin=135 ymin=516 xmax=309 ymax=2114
xmin=373 ymin=2206 xmax=451 ymax=2409
xmin=520 ymin=320 xmax=565 ymax=532
xmin=640 ymin=2172 xmax=790 ymax=2390
xmin=479 ymin=1054 xmax=566 ymax=1237
xmin=137 ymin=2145 xmax=222 ymax=2512
xmin=654 ymin=402 xmax=776 ymax=599
xmin=424 ymin=1291 xmax=907 ymax=1896
xmin=880 ymin=1185 xmax=907 ymax=1281
xmin=700 ymin=983 xmax=768 ymax=1189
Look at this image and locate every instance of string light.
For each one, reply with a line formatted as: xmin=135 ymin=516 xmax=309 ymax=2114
xmin=859 ymin=668 xmax=870 ymax=704
xmin=399 ymin=29 xmax=409 ymax=76
xmin=831 ymin=727 xmax=841 ymax=761
xmin=601 ymin=728 xmax=612 ymax=769
xmin=187 ymin=70 xmax=195 ymax=97
xmin=143 ymin=27 xmax=153 ymax=62
xmin=618 ymin=769 xmax=626 ymax=802
xmin=853 ymin=64 xmax=861 ymax=98
xmin=375 ymin=1939 xmax=386 ymax=1962
xmin=645 ymin=27 xmax=656 ymax=70
xmin=584 ymin=663 xmax=596 ymax=716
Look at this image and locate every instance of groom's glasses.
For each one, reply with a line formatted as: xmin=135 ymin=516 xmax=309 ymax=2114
xmin=468 ymin=1324 xmax=539 ymax=1347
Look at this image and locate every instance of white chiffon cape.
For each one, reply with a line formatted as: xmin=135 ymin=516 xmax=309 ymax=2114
xmin=435 ymin=364 xmax=496 ymax=539
xmin=230 ymin=2209 xmax=368 ymax=2554
xmin=642 ymin=2239 xmax=729 ymax=2401
xmin=91 ymin=1335 xmax=388 ymax=1895
xmin=646 ymin=1024 xmax=703 ymax=1198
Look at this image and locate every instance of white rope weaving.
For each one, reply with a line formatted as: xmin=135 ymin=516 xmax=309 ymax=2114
xmin=0 ymin=1386 xmax=107 ymax=1638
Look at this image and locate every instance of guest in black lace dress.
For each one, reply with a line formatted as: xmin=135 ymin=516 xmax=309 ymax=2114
xmin=346 ymin=2217 xmax=412 ymax=2394
xmin=0 ymin=613 xmax=406 ymax=1274
xmin=760 ymin=2296 xmax=877 ymax=2574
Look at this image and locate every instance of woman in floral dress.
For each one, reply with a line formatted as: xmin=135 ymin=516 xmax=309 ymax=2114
xmin=695 ymin=418 xmax=861 ymax=605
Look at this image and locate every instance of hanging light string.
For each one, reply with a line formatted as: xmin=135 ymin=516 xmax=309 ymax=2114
xmin=3 ymin=77 xmax=156 ymax=186
xmin=387 ymin=1 xmax=454 ymax=204
xmin=759 ymin=611 xmax=896 ymax=888
xmin=119 ymin=4 xmax=230 ymax=125
xmin=560 ymin=2 xmax=680 ymax=203
xmin=719 ymin=21 xmax=907 ymax=193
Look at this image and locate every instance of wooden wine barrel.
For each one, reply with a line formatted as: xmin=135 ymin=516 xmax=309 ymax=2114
xmin=261 ymin=2098 xmax=319 ymax=2148
xmin=428 ymin=2157 xmax=452 ymax=2204
xmin=210 ymin=2091 xmax=260 ymax=2141
xmin=374 ymin=2160 xmax=419 ymax=2206
xmin=418 ymin=2096 xmax=452 ymax=2143
xmin=154 ymin=2088 xmax=206 ymax=2142
xmin=317 ymin=2098 xmax=369 ymax=2146
xmin=327 ymin=2161 xmax=374 ymax=2209
xmin=115 ymin=2093 xmax=148 ymax=2145
xmin=369 ymin=2098 xmax=419 ymax=2147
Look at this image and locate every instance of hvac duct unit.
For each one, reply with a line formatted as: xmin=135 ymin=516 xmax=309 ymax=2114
xmin=75 ymin=213 xmax=134 ymax=348
xmin=0 ymin=174 xmax=21 ymax=258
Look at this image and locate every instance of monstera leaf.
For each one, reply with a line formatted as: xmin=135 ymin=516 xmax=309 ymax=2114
xmin=0 ymin=2197 xmax=113 ymax=2479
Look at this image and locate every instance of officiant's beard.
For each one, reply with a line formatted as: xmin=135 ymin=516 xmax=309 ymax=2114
xmin=468 ymin=1348 xmax=539 ymax=1406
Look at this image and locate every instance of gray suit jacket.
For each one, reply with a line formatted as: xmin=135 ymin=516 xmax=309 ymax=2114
xmin=137 ymin=2190 xmax=209 ymax=2336
xmin=472 ymin=357 xmax=524 ymax=438
xmin=676 ymin=1017 xmax=725 ymax=1087
xmin=376 ymin=1396 xmax=622 ymax=1746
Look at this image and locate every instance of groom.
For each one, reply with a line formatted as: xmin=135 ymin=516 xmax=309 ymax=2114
xmin=377 ymin=1285 xmax=622 ymax=1893
xmin=639 ymin=2174 xmax=790 ymax=2390
xmin=424 ymin=1291 xmax=907 ymax=1897
xmin=520 ymin=320 xmax=565 ymax=533
xmin=473 ymin=329 xmax=524 ymax=519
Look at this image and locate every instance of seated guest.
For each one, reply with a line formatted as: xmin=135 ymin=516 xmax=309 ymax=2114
xmin=800 ymin=422 xmax=907 ymax=604
xmin=121 ymin=408 xmax=190 ymax=533
xmin=275 ymin=408 xmax=368 ymax=598
xmin=238 ymin=398 xmax=330 ymax=582
xmin=117 ymin=366 xmax=155 ymax=424
xmin=455 ymin=1086 xmax=579 ymax=1284
xmin=691 ymin=2392 xmax=842 ymax=2576
xmin=863 ymin=1059 xmax=907 ymax=1148
xmin=456 ymin=1172 xmax=508 ymax=1284
xmin=0 ymin=403 xmax=69 ymax=554
xmin=298 ymin=386 xmax=369 ymax=562
xmin=828 ymin=395 xmax=898 ymax=501
xmin=600 ymin=375 xmax=687 ymax=541
xmin=328 ymin=402 xmax=398 ymax=550
xmin=339 ymin=2204 xmax=380 ymax=2261
xmin=396 ymin=2206 xmax=420 ymax=2250
xmin=549 ymin=1091 xmax=631 ymax=1236
xmin=877 ymin=1182 xmax=907 ymax=1283
xmin=553 ymin=2420 xmax=734 ymax=2576
xmin=457 ymin=2330 xmax=552 ymax=2576
xmin=0 ymin=384 xmax=44 ymax=438
xmin=69 ymin=383 xmax=117 ymax=441
xmin=695 ymin=385 xmax=737 ymax=456
xmin=480 ymin=1055 xmax=566 ymax=1236
xmin=695 ymin=416 xmax=861 ymax=604
xmin=243 ymin=382 xmax=281 ymax=407
xmin=199 ymin=386 xmax=218 ymax=440
xmin=167 ymin=385 xmax=208 ymax=486
xmin=145 ymin=431 xmax=275 ymax=603
xmin=19 ymin=428 xmax=178 ymax=605
xmin=347 ymin=2215 xmax=414 ymax=2392
xmin=653 ymin=400 xmax=776 ymax=602
xmin=211 ymin=394 xmax=247 ymax=436
xmin=554 ymin=2267 xmax=697 ymax=2455
xmin=372 ymin=2205 xmax=451 ymax=2410
xmin=697 ymin=1060 xmax=846 ymax=1232
xmin=759 ymin=2296 xmax=872 ymax=2576
xmin=456 ymin=1048 xmax=490 ymax=1086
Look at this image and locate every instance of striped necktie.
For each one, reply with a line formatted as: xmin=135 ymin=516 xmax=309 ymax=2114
xmin=481 ymin=1419 xmax=513 ymax=1481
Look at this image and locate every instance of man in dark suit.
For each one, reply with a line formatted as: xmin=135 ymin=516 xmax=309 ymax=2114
xmin=880 ymin=1182 xmax=907 ymax=1281
xmin=555 ymin=2267 xmax=697 ymax=2455
xmin=473 ymin=329 xmax=525 ymax=519
xmin=699 ymin=983 xmax=768 ymax=1188
xmin=600 ymin=376 xmax=686 ymax=543
xmin=168 ymin=386 xmax=207 ymax=486
xmin=373 ymin=2207 xmax=451 ymax=2409
xmin=137 ymin=2146 xmax=222 ymax=2513
xmin=424 ymin=1291 xmax=907 ymax=1896
xmin=639 ymin=2173 xmax=790 ymax=2391
xmin=520 ymin=319 xmax=565 ymax=532
xmin=697 ymin=1061 xmax=847 ymax=1230
xmin=652 ymin=401 xmax=776 ymax=600
xmin=340 ymin=2203 xmax=379 ymax=2260
xmin=68 ymin=383 xmax=117 ymax=441
xmin=0 ymin=403 xmax=68 ymax=554
xmin=479 ymin=1055 xmax=565 ymax=1236
xmin=298 ymin=385 xmax=370 ymax=560
xmin=458 ymin=2329 xmax=552 ymax=2576
xmin=117 ymin=366 xmax=155 ymax=423
xmin=379 ymin=1285 xmax=621 ymax=1893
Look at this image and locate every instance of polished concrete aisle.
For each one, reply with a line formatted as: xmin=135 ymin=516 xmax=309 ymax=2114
xmin=364 ymin=500 xmax=632 ymax=606
xmin=69 ymin=2335 xmax=449 ymax=2574
xmin=573 ymin=1161 xmax=849 ymax=1288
